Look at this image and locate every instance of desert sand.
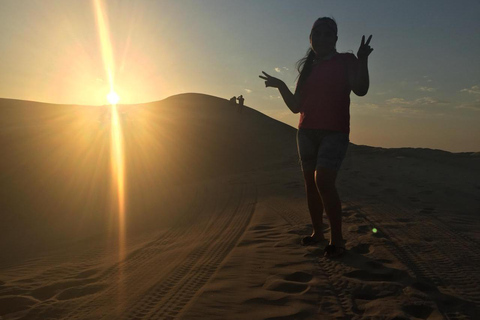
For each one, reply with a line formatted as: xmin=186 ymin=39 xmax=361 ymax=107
xmin=1 ymin=93 xmax=479 ymax=319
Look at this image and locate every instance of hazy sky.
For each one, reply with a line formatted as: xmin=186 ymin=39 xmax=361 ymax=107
xmin=1 ymin=0 xmax=479 ymax=152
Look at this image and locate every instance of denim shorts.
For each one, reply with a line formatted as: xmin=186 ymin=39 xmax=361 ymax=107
xmin=297 ymin=128 xmax=349 ymax=172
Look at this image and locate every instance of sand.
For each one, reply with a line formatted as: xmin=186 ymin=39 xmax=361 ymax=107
xmin=0 ymin=94 xmax=479 ymax=319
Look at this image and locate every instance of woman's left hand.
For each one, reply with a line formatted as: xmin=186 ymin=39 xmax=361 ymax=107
xmin=357 ymin=35 xmax=373 ymax=60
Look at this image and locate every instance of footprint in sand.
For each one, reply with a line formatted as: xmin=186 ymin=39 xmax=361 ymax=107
xmin=349 ymin=243 xmax=373 ymax=255
xmin=352 ymin=283 xmax=402 ymax=301
xmin=342 ymin=205 xmax=362 ymax=212
xmin=410 ymin=279 xmax=438 ymax=293
xmin=264 ymin=310 xmax=313 ymax=320
xmin=274 ymin=260 xmax=310 ymax=268
xmin=265 ymin=272 xmax=313 ymax=294
xmin=375 ymin=258 xmax=393 ymax=264
xmin=348 ymin=225 xmax=371 ymax=235
xmin=344 ymin=267 xmax=408 ymax=282
xmin=244 ymin=296 xmax=290 ymax=306
xmin=350 ymin=225 xmax=386 ymax=239
xmin=345 ymin=216 xmax=364 ymax=224
xmin=0 ymin=295 xmax=39 ymax=316
xmin=284 ymin=271 xmax=314 ymax=283
xmin=365 ymin=260 xmax=386 ymax=269
xmin=351 ymin=283 xmax=405 ymax=315
xmin=30 ymin=278 xmax=96 ymax=300
xmin=402 ymin=304 xmax=435 ymax=319
xmin=372 ymin=231 xmax=387 ymax=239
xmin=265 ymin=280 xmax=309 ymax=294
xmin=342 ymin=209 xmax=356 ymax=218
xmin=56 ymin=283 xmax=107 ymax=300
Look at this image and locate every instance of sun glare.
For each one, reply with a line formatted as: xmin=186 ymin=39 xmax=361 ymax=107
xmin=107 ymin=91 xmax=120 ymax=105
xmin=94 ymin=0 xmax=126 ymax=305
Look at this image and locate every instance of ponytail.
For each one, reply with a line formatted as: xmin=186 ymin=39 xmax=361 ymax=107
xmin=294 ymin=48 xmax=316 ymax=96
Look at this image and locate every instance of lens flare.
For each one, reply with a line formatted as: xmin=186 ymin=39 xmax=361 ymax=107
xmin=110 ymin=105 xmax=125 ymax=243
xmin=93 ymin=0 xmax=126 ymax=306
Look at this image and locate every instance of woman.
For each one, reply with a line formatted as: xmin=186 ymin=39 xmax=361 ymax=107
xmin=259 ymin=17 xmax=373 ymax=258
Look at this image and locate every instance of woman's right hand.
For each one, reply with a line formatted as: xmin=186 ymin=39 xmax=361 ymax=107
xmin=259 ymin=71 xmax=285 ymax=89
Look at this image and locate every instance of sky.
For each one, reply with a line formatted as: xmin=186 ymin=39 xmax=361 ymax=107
xmin=1 ymin=0 xmax=479 ymax=152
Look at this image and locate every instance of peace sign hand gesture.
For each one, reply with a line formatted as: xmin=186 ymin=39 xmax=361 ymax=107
xmin=259 ymin=71 xmax=285 ymax=89
xmin=357 ymin=35 xmax=373 ymax=61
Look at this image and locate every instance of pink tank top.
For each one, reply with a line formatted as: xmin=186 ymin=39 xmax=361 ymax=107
xmin=298 ymin=53 xmax=356 ymax=134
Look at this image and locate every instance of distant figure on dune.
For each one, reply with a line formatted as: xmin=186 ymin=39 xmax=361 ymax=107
xmin=229 ymin=96 xmax=237 ymax=105
xmin=259 ymin=17 xmax=373 ymax=258
xmin=237 ymin=95 xmax=244 ymax=113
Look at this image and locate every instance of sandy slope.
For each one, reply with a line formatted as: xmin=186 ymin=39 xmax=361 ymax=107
xmin=0 ymin=94 xmax=479 ymax=319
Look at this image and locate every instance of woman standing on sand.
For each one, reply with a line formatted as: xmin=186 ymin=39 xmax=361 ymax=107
xmin=259 ymin=17 xmax=373 ymax=258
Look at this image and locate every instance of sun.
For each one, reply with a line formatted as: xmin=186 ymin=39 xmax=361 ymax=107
xmin=107 ymin=91 xmax=120 ymax=105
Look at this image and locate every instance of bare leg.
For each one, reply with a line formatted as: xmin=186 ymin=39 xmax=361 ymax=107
xmin=315 ymin=167 xmax=344 ymax=246
xmin=303 ymin=170 xmax=326 ymax=240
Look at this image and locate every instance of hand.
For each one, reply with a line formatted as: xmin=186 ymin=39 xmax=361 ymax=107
xmin=357 ymin=35 xmax=373 ymax=60
xmin=259 ymin=71 xmax=285 ymax=89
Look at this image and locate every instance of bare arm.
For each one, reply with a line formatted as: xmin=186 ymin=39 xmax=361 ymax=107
xmin=259 ymin=71 xmax=300 ymax=114
xmin=351 ymin=59 xmax=370 ymax=96
xmin=350 ymin=35 xmax=373 ymax=97
xmin=278 ymin=82 xmax=300 ymax=114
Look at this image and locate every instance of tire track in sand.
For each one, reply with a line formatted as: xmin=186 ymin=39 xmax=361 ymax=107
xmin=16 ymin=185 xmax=214 ymax=320
xmin=125 ymin=182 xmax=257 ymax=320
xmin=65 ymin=182 xmax=242 ymax=320
xmin=118 ymin=182 xmax=240 ymax=319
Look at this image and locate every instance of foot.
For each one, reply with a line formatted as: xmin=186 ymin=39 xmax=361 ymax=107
xmin=323 ymin=244 xmax=346 ymax=258
xmin=301 ymin=235 xmax=326 ymax=246
xmin=329 ymin=238 xmax=346 ymax=248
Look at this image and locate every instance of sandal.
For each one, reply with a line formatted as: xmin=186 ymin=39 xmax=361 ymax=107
xmin=301 ymin=236 xmax=324 ymax=246
xmin=323 ymin=244 xmax=346 ymax=258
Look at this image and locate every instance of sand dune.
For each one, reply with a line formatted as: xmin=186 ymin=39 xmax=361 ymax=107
xmin=1 ymin=94 xmax=479 ymax=319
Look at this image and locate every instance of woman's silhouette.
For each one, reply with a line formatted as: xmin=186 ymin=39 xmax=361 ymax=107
xmin=259 ymin=17 xmax=373 ymax=258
